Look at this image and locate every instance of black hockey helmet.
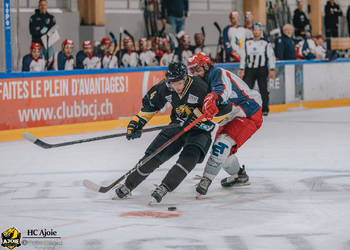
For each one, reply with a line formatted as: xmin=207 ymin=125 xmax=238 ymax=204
xmin=166 ymin=62 xmax=187 ymax=83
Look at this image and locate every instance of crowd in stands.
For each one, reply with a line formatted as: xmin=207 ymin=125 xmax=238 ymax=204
xmin=22 ymin=0 xmax=349 ymax=72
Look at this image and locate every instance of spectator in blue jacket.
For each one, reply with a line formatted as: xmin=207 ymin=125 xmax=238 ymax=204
xmin=275 ymin=24 xmax=297 ymax=60
xmin=161 ymin=0 xmax=188 ymax=34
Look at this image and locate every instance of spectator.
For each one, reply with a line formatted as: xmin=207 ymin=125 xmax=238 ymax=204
xmin=116 ymin=37 xmax=138 ymax=68
xmin=76 ymin=40 xmax=101 ymax=69
xmin=223 ymin=11 xmax=246 ymax=62
xmin=275 ymin=24 xmax=297 ymax=60
xmin=193 ymin=33 xmax=211 ymax=58
xmin=347 ymin=5 xmax=350 ymax=36
xmin=293 ymin=0 xmax=311 ymax=39
xmin=100 ymin=38 xmax=118 ymax=68
xmin=240 ymin=23 xmax=276 ymax=116
xmin=244 ymin=11 xmax=254 ymax=39
xmin=29 ymin=0 xmax=56 ymax=66
xmin=160 ymin=39 xmax=175 ymax=66
xmin=138 ymin=38 xmax=155 ymax=66
xmin=22 ymin=42 xmax=46 ymax=72
xmin=324 ymin=0 xmax=343 ymax=38
xmin=297 ymin=35 xmax=326 ymax=60
xmin=175 ymin=34 xmax=193 ymax=65
xmin=53 ymin=39 xmax=74 ymax=70
xmin=161 ymin=0 xmax=188 ymax=35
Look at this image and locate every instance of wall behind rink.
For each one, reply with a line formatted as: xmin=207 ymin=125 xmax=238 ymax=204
xmin=0 ymin=59 xmax=350 ymax=141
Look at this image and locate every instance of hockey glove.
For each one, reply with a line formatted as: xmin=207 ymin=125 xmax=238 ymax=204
xmin=202 ymin=93 xmax=219 ymax=120
xmin=183 ymin=108 xmax=203 ymax=128
xmin=126 ymin=115 xmax=147 ymax=140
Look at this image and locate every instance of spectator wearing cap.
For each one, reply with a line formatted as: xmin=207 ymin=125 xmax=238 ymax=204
xmin=100 ymin=37 xmax=118 ymax=68
xmin=325 ymin=0 xmax=343 ymax=38
xmin=161 ymin=0 xmax=188 ymax=35
xmin=175 ymin=34 xmax=193 ymax=65
xmin=22 ymin=42 xmax=46 ymax=72
xmin=223 ymin=11 xmax=246 ymax=62
xmin=193 ymin=33 xmax=211 ymax=59
xmin=76 ymin=40 xmax=101 ymax=69
xmin=240 ymin=23 xmax=276 ymax=116
xmin=293 ymin=0 xmax=311 ymax=39
xmin=275 ymin=24 xmax=297 ymax=60
xmin=160 ymin=39 xmax=175 ymax=66
xmin=53 ymin=39 xmax=75 ymax=70
xmin=29 ymin=0 xmax=56 ymax=66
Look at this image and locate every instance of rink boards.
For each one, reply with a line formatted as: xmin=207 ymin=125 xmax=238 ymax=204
xmin=0 ymin=59 xmax=350 ymax=142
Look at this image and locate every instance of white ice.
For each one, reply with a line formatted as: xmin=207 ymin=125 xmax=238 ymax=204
xmin=1 ymin=106 xmax=350 ymax=250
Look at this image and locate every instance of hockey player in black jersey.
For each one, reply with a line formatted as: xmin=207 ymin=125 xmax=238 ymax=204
xmin=114 ymin=62 xmax=230 ymax=203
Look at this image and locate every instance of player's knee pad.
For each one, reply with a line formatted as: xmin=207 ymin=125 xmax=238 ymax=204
xmin=204 ymin=134 xmax=236 ymax=179
xmin=221 ymin=154 xmax=241 ymax=175
xmin=162 ymin=146 xmax=201 ymax=192
xmin=177 ymin=145 xmax=202 ymax=170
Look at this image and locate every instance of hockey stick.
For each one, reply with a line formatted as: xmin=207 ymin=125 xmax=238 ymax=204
xmin=83 ymin=114 xmax=206 ymax=193
xmin=22 ymin=124 xmax=180 ymax=149
xmin=214 ymin=22 xmax=225 ymax=62
xmin=109 ymin=32 xmax=118 ymax=55
xmin=123 ymin=29 xmax=136 ymax=49
xmin=118 ymin=27 xmax=123 ymax=67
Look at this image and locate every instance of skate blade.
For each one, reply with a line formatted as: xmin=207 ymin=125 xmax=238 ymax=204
xmin=148 ymin=197 xmax=159 ymax=206
xmin=195 ymin=192 xmax=206 ymax=200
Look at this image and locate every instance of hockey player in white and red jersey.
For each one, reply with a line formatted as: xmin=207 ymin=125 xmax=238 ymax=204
xmin=187 ymin=52 xmax=263 ymax=196
xmin=175 ymin=34 xmax=193 ymax=65
xmin=117 ymin=37 xmax=138 ymax=68
xmin=223 ymin=11 xmax=246 ymax=62
xmin=244 ymin=11 xmax=254 ymax=40
xmin=76 ymin=40 xmax=101 ymax=69
xmin=193 ymin=32 xmax=211 ymax=58
xmin=100 ymin=37 xmax=118 ymax=68
xmin=53 ymin=39 xmax=75 ymax=70
xmin=138 ymin=38 xmax=155 ymax=66
xmin=160 ymin=39 xmax=175 ymax=66
xmin=22 ymin=42 xmax=46 ymax=72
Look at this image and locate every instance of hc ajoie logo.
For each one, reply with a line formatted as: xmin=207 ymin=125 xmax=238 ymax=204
xmin=1 ymin=227 xmax=21 ymax=249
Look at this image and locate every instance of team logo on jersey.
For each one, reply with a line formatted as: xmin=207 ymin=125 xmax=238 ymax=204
xmin=187 ymin=94 xmax=199 ymax=104
xmin=165 ymin=95 xmax=172 ymax=103
xmin=175 ymin=105 xmax=192 ymax=119
xmin=1 ymin=228 xmax=21 ymax=249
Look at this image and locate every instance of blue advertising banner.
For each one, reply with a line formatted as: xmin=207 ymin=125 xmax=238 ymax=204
xmin=4 ymin=0 xmax=12 ymax=73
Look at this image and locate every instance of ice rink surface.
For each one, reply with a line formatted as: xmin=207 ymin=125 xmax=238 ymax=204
xmin=1 ymin=106 xmax=350 ymax=250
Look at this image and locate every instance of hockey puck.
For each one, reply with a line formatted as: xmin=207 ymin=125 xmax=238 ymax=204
xmin=168 ymin=206 xmax=177 ymax=211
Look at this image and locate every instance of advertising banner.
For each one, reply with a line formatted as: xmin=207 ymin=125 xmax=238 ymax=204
xmin=0 ymin=71 xmax=166 ymax=130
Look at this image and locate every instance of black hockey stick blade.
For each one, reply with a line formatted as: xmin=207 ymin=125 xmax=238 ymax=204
xmin=23 ymin=124 xmax=180 ymax=149
xmin=109 ymin=32 xmax=117 ymax=43
xmin=201 ymin=26 xmax=206 ymax=38
xmin=214 ymin=22 xmax=221 ymax=33
xmin=123 ymin=30 xmax=134 ymax=41
xmin=83 ymin=114 xmax=206 ymax=193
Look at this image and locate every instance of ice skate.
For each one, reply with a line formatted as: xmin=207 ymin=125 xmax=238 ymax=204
xmin=195 ymin=176 xmax=212 ymax=197
xmin=221 ymin=165 xmax=250 ymax=187
xmin=112 ymin=184 xmax=131 ymax=200
xmin=150 ymin=184 xmax=168 ymax=203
